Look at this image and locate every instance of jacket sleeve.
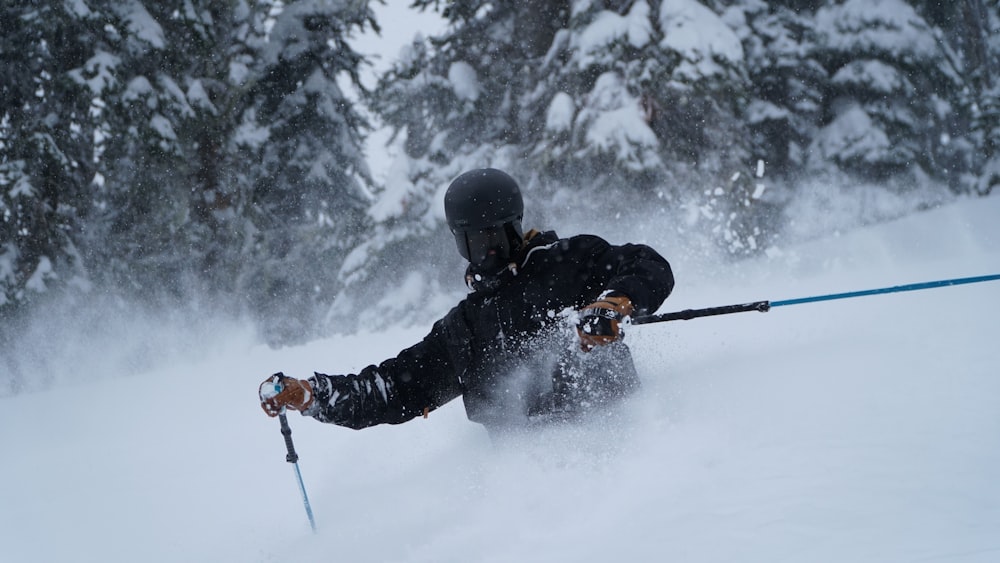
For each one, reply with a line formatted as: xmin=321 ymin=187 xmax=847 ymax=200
xmin=584 ymin=236 xmax=675 ymax=316
xmin=303 ymin=312 xmax=465 ymax=430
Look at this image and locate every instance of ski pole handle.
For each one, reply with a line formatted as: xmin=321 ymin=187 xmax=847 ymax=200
xmin=265 ymin=372 xmax=300 ymax=463
xmin=632 ymin=300 xmax=771 ymax=325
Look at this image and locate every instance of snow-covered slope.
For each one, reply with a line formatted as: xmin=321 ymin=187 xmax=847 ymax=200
xmin=1 ymin=194 xmax=998 ymax=563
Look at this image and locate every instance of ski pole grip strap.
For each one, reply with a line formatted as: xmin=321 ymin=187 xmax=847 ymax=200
xmin=279 ymin=413 xmax=299 ymax=464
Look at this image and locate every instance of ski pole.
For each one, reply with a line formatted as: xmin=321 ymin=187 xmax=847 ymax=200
xmin=279 ymin=411 xmax=317 ymax=533
xmin=266 ymin=373 xmax=318 ymax=533
xmin=632 ymin=273 xmax=1000 ymax=325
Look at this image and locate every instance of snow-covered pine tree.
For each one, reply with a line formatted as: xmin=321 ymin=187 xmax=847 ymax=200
xmin=926 ymin=0 xmax=1000 ymax=195
xmin=971 ymin=1 xmax=1000 ymax=195
xmin=712 ymin=0 xmax=827 ymax=251
xmin=810 ymin=0 xmax=965 ymax=189
xmin=240 ymin=0 xmax=377 ymax=343
xmin=537 ymin=0 xmax=767 ymax=257
xmin=0 ymin=3 xmax=107 ymax=318
xmin=85 ymin=0 xmax=207 ymax=302
xmin=735 ymin=0 xmax=825 ymax=177
xmin=536 ymin=0 xmax=751 ymax=194
xmin=81 ymin=0 xmax=375 ymax=344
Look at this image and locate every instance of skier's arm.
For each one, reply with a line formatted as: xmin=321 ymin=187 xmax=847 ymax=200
xmin=303 ymin=316 xmax=464 ymax=430
xmin=572 ymin=235 xmax=673 ymax=350
xmin=589 ymin=238 xmax=675 ymax=315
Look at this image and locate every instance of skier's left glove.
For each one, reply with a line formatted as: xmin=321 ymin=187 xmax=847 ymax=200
xmin=259 ymin=373 xmax=314 ymax=417
xmin=577 ymin=293 xmax=633 ymax=352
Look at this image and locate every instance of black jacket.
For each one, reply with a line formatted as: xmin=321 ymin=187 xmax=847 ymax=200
xmin=306 ymin=231 xmax=674 ymax=433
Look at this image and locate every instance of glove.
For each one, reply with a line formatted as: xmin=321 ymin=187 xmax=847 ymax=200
xmin=259 ymin=372 xmax=314 ymax=417
xmin=577 ymin=294 xmax=634 ymax=352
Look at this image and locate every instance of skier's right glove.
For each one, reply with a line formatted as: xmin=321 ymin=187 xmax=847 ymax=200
xmin=259 ymin=373 xmax=314 ymax=417
xmin=577 ymin=293 xmax=634 ymax=352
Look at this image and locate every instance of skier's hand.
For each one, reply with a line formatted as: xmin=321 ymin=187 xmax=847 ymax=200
xmin=577 ymin=294 xmax=633 ymax=352
xmin=259 ymin=373 xmax=314 ymax=417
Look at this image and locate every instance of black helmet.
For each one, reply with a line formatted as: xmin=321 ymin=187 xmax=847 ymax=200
xmin=444 ymin=168 xmax=525 ymax=267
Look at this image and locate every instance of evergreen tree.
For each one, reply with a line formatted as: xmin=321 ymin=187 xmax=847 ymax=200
xmin=536 ymin=0 xmax=751 ymax=194
xmin=937 ymin=0 xmax=1000 ymax=195
xmin=735 ymin=0 xmax=825 ymax=177
xmin=809 ymin=0 xmax=965 ymax=187
xmin=535 ymin=0 xmax=762 ymax=255
xmin=83 ymin=0 xmax=376 ymax=343
xmin=2 ymin=0 xmax=377 ymax=349
xmin=86 ymin=0 xmax=203 ymax=301
xmin=375 ymin=0 xmax=753 ymax=200
xmin=0 ymin=2 xmax=109 ymax=316
xmin=241 ymin=0 xmax=377 ymax=342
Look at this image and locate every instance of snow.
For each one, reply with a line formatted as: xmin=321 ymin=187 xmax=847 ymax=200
xmin=7 ymin=165 xmax=34 ymax=198
xmin=260 ymin=380 xmax=280 ymax=400
xmin=815 ymin=0 xmax=940 ymax=63
xmin=981 ymin=156 xmax=1000 ymax=194
xmin=810 ymin=104 xmax=890 ymax=165
xmin=262 ymin=4 xmax=311 ymax=64
xmin=228 ymin=60 xmax=250 ymax=86
xmin=831 ymin=59 xmax=909 ymax=94
xmin=340 ymin=3 xmax=449 ymax=183
xmin=0 ymin=242 xmax=17 ymax=295
xmin=350 ymin=6 xmax=447 ymax=88
xmin=572 ymin=2 xmax=652 ymax=67
xmin=545 ymin=92 xmax=575 ymax=133
xmin=233 ymin=108 xmax=271 ymax=149
xmin=149 ymin=114 xmax=177 ymax=141
xmin=746 ymin=99 xmax=791 ymax=125
xmin=186 ymin=79 xmax=217 ymax=113
xmin=158 ymin=76 xmax=195 ymax=117
xmin=23 ymin=255 xmax=52 ymax=293
xmin=659 ymin=0 xmax=744 ymax=78
xmin=447 ymin=61 xmax=481 ymax=102
xmin=577 ymin=73 xmax=661 ymax=170
xmin=2 ymin=191 xmax=999 ymax=563
xmin=66 ymin=0 xmax=93 ymax=18
xmin=69 ymin=51 xmax=122 ymax=95
xmin=120 ymin=0 xmax=165 ymax=50
xmin=4 ymin=4 xmax=1000 ymax=562
xmin=122 ymin=76 xmax=153 ymax=104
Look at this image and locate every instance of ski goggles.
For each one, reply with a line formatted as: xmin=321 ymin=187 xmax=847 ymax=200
xmin=452 ymin=225 xmax=512 ymax=265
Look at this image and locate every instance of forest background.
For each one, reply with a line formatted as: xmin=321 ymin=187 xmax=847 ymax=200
xmin=2 ymin=0 xmax=998 ymax=390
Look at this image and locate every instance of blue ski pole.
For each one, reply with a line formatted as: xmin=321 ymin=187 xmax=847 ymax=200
xmin=266 ymin=373 xmax=318 ymax=533
xmin=279 ymin=411 xmax=317 ymax=533
xmin=633 ymin=273 xmax=1000 ymax=325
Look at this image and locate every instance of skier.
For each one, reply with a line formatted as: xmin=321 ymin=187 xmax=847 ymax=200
xmin=259 ymin=168 xmax=674 ymax=436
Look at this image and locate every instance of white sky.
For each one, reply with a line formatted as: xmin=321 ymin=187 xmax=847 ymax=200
xmin=352 ymin=2 xmax=448 ymax=86
xmin=343 ymin=3 xmax=448 ymax=181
